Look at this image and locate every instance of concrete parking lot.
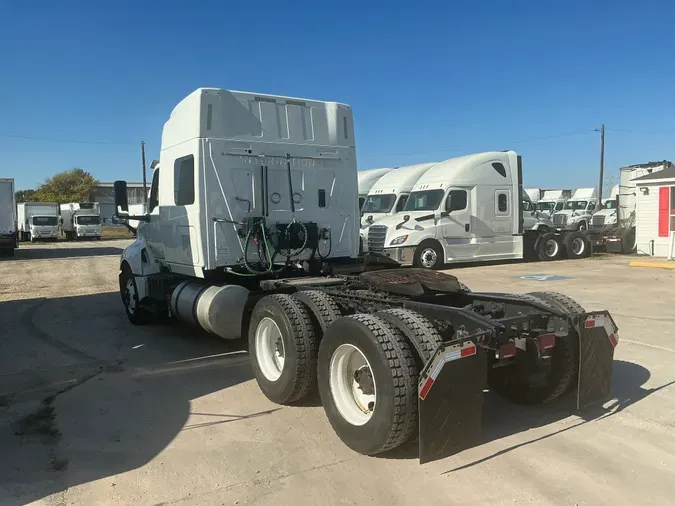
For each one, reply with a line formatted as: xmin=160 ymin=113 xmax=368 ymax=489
xmin=1 ymin=240 xmax=674 ymax=505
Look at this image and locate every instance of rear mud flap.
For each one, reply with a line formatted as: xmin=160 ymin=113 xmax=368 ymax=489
xmin=418 ymin=340 xmax=484 ymax=464
xmin=575 ymin=311 xmax=619 ymax=409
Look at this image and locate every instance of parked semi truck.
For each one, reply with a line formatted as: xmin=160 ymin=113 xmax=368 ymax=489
xmin=60 ymin=202 xmax=102 ymax=240
xmin=588 ymin=161 xmax=671 ymax=253
xmin=0 ymin=178 xmax=17 ymax=257
xmin=552 ymin=188 xmax=599 ymax=232
xmin=112 ymin=88 xmax=617 ymax=464
xmin=535 ymin=189 xmax=572 ymax=217
xmin=365 ymin=152 xmax=592 ymax=268
xmin=357 ymin=168 xmax=396 ymax=209
xmin=17 ymin=202 xmax=59 ymax=242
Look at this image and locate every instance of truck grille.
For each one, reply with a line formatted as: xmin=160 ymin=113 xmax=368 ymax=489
xmin=553 ymin=214 xmax=568 ymax=226
xmin=368 ymin=225 xmax=387 ymax=253
xmin=591 ymin=215 xmax=606 ymax=228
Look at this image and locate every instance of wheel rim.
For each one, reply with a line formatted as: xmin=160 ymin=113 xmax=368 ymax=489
xmin=255 ymin=317 xmax=285 ymax=381
xmin=329 ymin=344 xmax=376 ymax=426
xmin=572 ymin=237 xmax=585 ymax=256
xmin=420 ymin=247 xmax=438 ymax=268
xmin=545 ymin=239 xmax=559 ymax=257
xmin=124 ymin=278 xmax=137 ymax=315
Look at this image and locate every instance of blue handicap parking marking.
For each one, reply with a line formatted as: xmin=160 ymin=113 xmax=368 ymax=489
xmin=515 ymin=274 xmax=572 ymax=281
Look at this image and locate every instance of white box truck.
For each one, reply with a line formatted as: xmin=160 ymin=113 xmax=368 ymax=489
xmin=111 ymin=88 xmax=617 ymax=465
xmin=17 ymin=202 xmax=59 ymax=242
xmin=60 ymin=202 xmax=102 ymax=240
xmin=0 ymin=179 xmax=17 ymax=257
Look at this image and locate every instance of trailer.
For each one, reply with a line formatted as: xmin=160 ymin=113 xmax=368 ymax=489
xmin=112 ymin=88 xmax=618 ymax=464
xmin=0 ymin=179 xmax=17 ymax=257
xmin=17 ymin=202 xmax=59 ymax=242
xmin=60 ymin=202 xmax=102 ymax=240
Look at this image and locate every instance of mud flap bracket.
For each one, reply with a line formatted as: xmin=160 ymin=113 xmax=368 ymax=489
xmin=575 ymin=311 xmax=618 ymax=409
xmin=418 ymin=340 xmax=485 ymax=464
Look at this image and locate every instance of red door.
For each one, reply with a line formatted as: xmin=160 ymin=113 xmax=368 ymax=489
xmin=658 ymin=186 xmax=670 ymax=237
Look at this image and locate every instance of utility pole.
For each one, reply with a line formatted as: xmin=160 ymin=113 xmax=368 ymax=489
xmin=141 ymin=141 xmax=148 ymax=207
xmin=595 ymin=124 xmax=605 ymax=205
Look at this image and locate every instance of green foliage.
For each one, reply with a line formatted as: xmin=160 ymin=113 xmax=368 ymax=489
xmin=35 ymin=168 xmax=99 ymax=203
xmin=15 ymin=189 xmax=38 ymax=203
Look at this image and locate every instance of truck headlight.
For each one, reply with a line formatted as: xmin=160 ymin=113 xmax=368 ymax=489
xmin=390 ymin=235 xmax=408 ymax=245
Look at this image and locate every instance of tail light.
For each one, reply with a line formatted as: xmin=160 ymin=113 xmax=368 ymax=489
xmin=538 ymin=334 xmax=556 ymax=351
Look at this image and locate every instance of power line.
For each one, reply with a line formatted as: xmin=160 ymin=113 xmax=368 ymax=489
xmin=0 ymin=132 xmax=136 ymax=145
xmin=605 ymin=127 xmax=675 ymax=136
xmin=368 ymin=129 xmax=595 ymax=157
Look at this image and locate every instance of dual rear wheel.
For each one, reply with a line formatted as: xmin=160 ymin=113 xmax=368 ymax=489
xmin=248 ymin=293 xmax=442 ymax=455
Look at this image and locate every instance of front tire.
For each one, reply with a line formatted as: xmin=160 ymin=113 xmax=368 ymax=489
xmin=413 ymin=240 xmax=444 ymax=270
xmin=248 ymin=294 xmax=318 ymax=405
xmin=317 ymin=314 xmax=418 ymax=455
xmin=119 ymin=266 xmax=152 ymax=325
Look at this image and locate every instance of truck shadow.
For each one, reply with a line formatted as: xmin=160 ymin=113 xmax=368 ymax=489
xmin=6 ymin=245 xmax=124 ymax=260
xmin=383 ymin=360 xmax=669 ymax=465
xmin=0 ymin=292 xmax=262 ymax=506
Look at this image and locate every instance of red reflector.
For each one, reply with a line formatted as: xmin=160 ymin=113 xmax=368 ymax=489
xmin=419 ymin=377 xmax=434 ymax=400
xmin=499 ymin=342 xmax=517 ymax=359
xmin=584 ymin=319 xmax=595 ymax=328
xmin=538 ymin=334 xmax=556 ymax=350
xmin=461 ymin=345 xmax=477 ymax=358
xmin=609 ymin=333 xmax=618 ymax=348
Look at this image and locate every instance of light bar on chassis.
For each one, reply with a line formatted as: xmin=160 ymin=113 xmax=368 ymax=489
xmin=416 ymin=310 xmax=619 ymax=464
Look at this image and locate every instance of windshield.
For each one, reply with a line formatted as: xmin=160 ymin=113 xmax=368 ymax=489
xmin=76 ymin=215 xmax=101 ymax=225
xmin=603 ymin=199 xmax=618 ymax=210
xmin=536 ymin=201 xmax=555 ymax=211
xmin=564 ymin=200 xmax=587 ymax=210
xmin=403 ymin=190 xmax=445 ymax=212
xmin=362 ymin=194 xmax=396 ymax=214
xmin=32 ymin=216 xmax=57 ymax=226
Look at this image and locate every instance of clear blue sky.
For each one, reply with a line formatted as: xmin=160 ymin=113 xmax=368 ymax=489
xmin=1 ymin=0 xmax=674 ymax=193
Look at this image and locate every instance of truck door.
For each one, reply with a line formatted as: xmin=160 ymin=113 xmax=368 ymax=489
xmin=437 ymin=188 xmax=475 ymax=260
xmin=145 ymin=168 xmax=164 ymax=262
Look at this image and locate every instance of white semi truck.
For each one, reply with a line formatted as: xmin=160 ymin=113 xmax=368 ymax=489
xmin=17 ymin=202 xmax=59 ymax=242
xmin=60 ymin=202 xmax=102 ymax=240
xmin=365 ymin=152 xmax=592 ymax=268
xmin=551 ymin=188 xmax=599 ymax=231
xmin=535 ymin=189 xmax=572 ymax=217
xmin=0 ymin=179 xmax=17 ymax=257
xmin=361 ymin=162 xmax=437 ymax=227
xmin=357 ymin=168 xmax=396 ymax=209
xmin=112 ymin=88 xmax=618 ymax=464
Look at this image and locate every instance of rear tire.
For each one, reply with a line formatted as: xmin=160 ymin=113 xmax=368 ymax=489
xmin=317 ymin=314 xmax=418 ymax=455
xmin=376 ymin=308 xmax=443 ymax=365
xmin=293 ymin=290 xmax=342 ymax=333
xmin=488 ymin=291 xmax=582 ymax=404
xmin=249 ymin=294 xmax=318 ymax=404
xmin=537 ymin=233 xmax=561 ymax=261
xmin=563 ymin=231 xmax=591 ymax=259
xmin=413 ymin=240 xmax=444 ymax=270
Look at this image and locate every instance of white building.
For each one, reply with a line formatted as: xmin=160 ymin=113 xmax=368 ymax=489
xmin=634 ymin=165 xmax=675 ymax=257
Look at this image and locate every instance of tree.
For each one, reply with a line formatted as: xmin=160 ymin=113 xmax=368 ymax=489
xmin=15 ymin=189 xmax=38 ymax=203
xmin=36 ymin=168 xmax=99 ymax=203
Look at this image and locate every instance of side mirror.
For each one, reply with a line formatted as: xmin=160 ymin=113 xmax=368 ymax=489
xmin=114 ymin=180 xmax=129 ymax=213
xmin=367 ymin=215 xmax=373 ymax=223
xmin=434 ymin=208 xmax=443 ymax=220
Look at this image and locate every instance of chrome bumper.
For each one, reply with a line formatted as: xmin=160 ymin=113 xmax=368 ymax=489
xmin=381 ymin=246 xmax=416 ymax=266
